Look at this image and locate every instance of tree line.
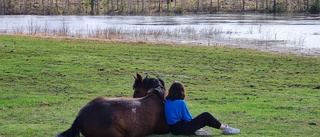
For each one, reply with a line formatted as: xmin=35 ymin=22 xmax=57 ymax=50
xmin=1 ymin=0 xmax=319 ymax=15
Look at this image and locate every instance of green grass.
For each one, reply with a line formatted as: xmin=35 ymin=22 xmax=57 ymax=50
xmin=0 ymin=35 xmax=319 ymax=137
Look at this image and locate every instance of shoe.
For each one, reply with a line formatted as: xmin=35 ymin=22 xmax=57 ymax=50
xmin=195 ymin=128 xmax=212 ymax=135
xmin=222 ymin=124 xmax=240 ymax=135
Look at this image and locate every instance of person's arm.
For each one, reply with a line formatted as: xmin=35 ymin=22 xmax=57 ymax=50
xmin=180 ymin=100 xmax=193 ymax=122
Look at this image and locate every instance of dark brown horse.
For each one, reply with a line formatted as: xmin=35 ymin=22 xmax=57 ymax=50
xmin=56 ymin=73 xmax=169 ymax=137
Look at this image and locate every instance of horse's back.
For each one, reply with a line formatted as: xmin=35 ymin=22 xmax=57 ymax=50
xmin=78 ymin=97 xmax=150 ymax=137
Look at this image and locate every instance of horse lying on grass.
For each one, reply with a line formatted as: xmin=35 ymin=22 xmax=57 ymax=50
xmin=56 ymin=73 xmax=169 ymax=137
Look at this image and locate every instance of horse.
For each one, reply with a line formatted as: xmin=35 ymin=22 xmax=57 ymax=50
xmin=56 ymin=73 xmax=170 ymax=137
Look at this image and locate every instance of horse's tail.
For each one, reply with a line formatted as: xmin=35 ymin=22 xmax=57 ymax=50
xmin=56 ymin=117 xmax=81 ymax=137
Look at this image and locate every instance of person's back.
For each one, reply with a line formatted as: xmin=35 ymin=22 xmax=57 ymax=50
xmin=165 ymin=99 xmax=192 ymax=125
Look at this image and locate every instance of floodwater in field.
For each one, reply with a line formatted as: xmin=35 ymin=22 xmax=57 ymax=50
xmin=1 ymin=14 xmax=320 ymax=56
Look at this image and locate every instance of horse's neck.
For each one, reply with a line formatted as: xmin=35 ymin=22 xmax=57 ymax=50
xmin=141 ymin=93 xmax=164 ymax=105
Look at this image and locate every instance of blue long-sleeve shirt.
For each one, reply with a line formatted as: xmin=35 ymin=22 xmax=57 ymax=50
xmin=164 ymin=99 xmax=193 ymax=125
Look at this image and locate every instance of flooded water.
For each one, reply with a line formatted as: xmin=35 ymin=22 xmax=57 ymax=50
xmin=1 ymin=14 xmax=320 ymax=56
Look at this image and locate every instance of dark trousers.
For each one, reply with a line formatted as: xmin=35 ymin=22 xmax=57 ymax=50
xmin=169 ymin=112 xmax=222 ymax=135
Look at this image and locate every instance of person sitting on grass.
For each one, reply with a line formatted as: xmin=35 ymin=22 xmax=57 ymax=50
xmin=164 ymin=81 xmax=240 ymax=136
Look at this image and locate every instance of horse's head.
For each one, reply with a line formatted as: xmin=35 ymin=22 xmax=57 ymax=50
xmin=133 ymin=73 xmax=165 ymax=98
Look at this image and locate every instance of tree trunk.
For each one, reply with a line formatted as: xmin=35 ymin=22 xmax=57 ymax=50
xmin=96 ymin=0 xmax=99 ymax=15
xmin=77 ymin=0 xmax=81 ymax=14
xmin=1 ymin=0 xmax=4 ymax=15
xmin=90 ymin=0 xmax=95 ymax=15
xmin=111 ymin=0 xmax=114 ymax=11
xmin=42 ymin=0 xmax=45 ymax=14
xmin=285 ymin=0 xmax=288 ymax=11
xmin=210 ymin=0 xmax=213 ymax=13
xmin=243 ymin=0 xmax=245 ymax=11
xmin=67 ymin=0 xmax=70 ymax=14
xmin=121 ymin=0 xmax=124 ymax=12
xmin=142 ymin=0 xmax=145 ymax=12
xmin=23 ymin=0 xmax=27 ymax=14
xmin=158 ymin=0 xmax=161 ymax=12
xmin=167 ymin=0 xmax=170 ymax=12
xmin=197 ymin=0 xmax=200 ymax=13
xmin=273 ymin=0 xmax=276 ymax=13
xmin=201 ymin=0 xmax=204 ymax=12
xmin=116 ymin=0 xmax=119 ymax=10
xmin=266 ymin=0 xmax=268 ymax=10
xmin=128 ymin=0 xmax=131 ymax=13
xmin=56 ymin=0 xmax=59 ymax=14
xmin=298 ymin=0 xmax=300 ymax=11
xmin=147 ymin=0 xmax=150 ymax=14
xmin=217 ymin=0 xmax=220 ymax=11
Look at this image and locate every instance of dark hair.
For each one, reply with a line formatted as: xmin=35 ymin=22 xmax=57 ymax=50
xmin=165 ymin=81 xmax=185 ymax=100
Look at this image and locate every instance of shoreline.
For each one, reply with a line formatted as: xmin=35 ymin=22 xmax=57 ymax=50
xmin=3 ymin=34 xmax=320 ymax=57
xmin=1 ymin=14 xmax=319 ymax=57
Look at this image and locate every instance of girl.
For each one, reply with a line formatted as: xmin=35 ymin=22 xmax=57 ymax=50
xmin=164 ymin=81 xmax=240 ymax=135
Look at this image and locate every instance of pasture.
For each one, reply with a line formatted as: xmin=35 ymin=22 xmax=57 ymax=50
xmin=0 ymin=35 xmax=319 ymax=137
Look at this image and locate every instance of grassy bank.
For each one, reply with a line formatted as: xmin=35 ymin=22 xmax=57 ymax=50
xmin=0 ymin=35 xmax=319 ymax=137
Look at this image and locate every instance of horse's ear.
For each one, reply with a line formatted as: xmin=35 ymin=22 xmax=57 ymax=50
xmin=159 ymin=78 xmax=165 ymax=88
xmin=136 ymin=73 xmax=142 ymax=81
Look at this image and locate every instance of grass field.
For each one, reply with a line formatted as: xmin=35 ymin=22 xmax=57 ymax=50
xmin=0 ymin=35 xmax=319 ymax=137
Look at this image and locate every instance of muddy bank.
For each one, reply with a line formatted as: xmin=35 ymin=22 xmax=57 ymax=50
xmin=131 ymin=35 xmax=320 ymax=57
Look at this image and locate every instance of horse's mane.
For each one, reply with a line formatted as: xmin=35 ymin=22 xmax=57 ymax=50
xmin=143 ymin=75 xmax=166 ymax=101
xmin=142 ymin=75 xmax=165 ymax=89
xmin=147 ymin=86 xmax=166 ymax=102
